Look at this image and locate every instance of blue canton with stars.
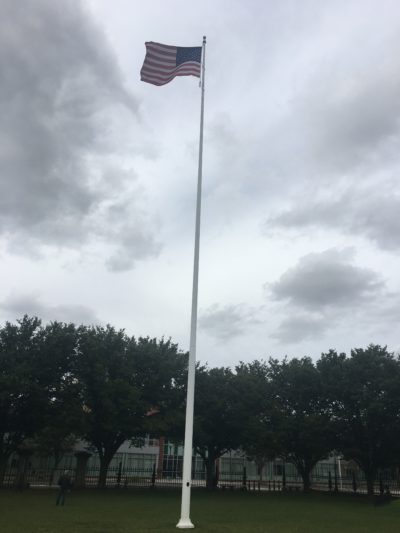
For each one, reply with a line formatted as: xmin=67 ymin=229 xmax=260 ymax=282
xmin=176 ymin=46 xmax=202 ymax=66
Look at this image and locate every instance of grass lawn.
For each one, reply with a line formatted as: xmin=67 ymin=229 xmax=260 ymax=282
xmin=0 ymin=488 xmax=399 ymax=533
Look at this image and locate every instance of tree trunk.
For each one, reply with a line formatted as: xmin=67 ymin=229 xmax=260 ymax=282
xmin=302 ymin=471 xmax=311 ymax=492
xmin=256 ymin=459 xmax=265 ymax=483
xmin=205 ymin=458 xmax=216 ymax=490
xmin=49 ymin=451 xmax=62 ymax=486
xmin=365 ymin=471 xmax=375 ymax=497
xmin=293 ymin=458 xmax=315 ymax=493
xmin=0 ymin=444 xmax=11 ymax=487
xmin=98 ymin=455 xmax=113 ymax=488
xmin=15 ymin=453 xmax=31 ymax=491
xmin=296 ymin=464 xmax=312 ymax=493
xmin=0 ymin=457 xmax=7 ymax=487
xmin=74 ymin=451 xmax=92 ymax=489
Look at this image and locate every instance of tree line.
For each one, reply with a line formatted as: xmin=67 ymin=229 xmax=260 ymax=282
xmin=1 ymin=316 xmax=400 ymax=494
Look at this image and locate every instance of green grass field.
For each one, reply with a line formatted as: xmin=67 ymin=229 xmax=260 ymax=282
xmin=0 ymin=488 xmax=399 ymax=533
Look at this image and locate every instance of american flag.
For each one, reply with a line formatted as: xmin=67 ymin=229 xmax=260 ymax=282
xmin=140 ymin=42 xmax=202 ymax=86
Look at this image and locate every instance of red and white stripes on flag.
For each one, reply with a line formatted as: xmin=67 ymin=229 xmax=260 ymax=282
xmin=140 ymin=42 xmax=202 ymax=86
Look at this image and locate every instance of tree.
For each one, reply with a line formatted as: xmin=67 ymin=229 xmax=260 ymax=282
xmin=76 ymin=325 xmax=186 ymax=488
xmin=319 ymin=345 xmax=400 ymax=496
xmin=0 ymin=316 xmax=48 ymax=484
xmin=128 ymin=336 xmax=187 ymax=439
xmin=32 ymin=321 xmax=82 ymax=483
xmin=268 ymin=357 xmax=333 ymax=492
xmin=234 ymin=361 xmax=279 ymax=482
xmin=193 ymin=366 xmax=244 ymax=489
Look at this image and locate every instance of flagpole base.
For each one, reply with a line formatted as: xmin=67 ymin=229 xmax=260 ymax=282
xmin=176 ymin=518 xmax=195 ymax=529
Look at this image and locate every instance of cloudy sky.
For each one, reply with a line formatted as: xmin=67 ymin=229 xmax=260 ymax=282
xmin=1 ymin=0 xmax=399 ymax=366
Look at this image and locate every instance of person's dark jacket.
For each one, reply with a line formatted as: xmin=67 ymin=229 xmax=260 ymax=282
xmin=58 ymin=475 xmax=72 ymax=490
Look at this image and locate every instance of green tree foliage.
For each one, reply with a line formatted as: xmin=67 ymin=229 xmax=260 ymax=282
xmin=318 ymin=345 xmax=400 ymax=496
xmin=0 ymin=316 xmax=47 ymax=482
xmin=128 ymin=336 xmax=187 ymax=439
xmin=193 ymin=366 xmax=244 ymax=489
xmin=0 ymin=318 xmax=83 ymax=485
xmin=268 ymin=357 xmax=333 ymax=492
xmin=234 ymin=361 xmax=279 ymax=481
xmin=32 ymin=321 xmax=82 ymax=484
xmin=76 ymin=325 xmax=187 ymax=487
xmin=2 ymin=314 xmax=400 ymax=496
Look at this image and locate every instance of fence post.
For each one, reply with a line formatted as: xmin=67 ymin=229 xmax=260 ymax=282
xmin=328 ymin=471 xmax=332 ymax=491
xmin=242 ymin=466 xmax=247 ymax=490
xmin=282 ymin=463 xmax=286 ymax=491
xmin=151 ymin=463 xmax=156 ymax=488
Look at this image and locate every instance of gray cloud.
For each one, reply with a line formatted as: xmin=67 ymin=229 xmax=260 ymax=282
xmin=265 ymin=189 xmax=400 ymax=251
xmin=201 ymin=16 xmax=400 ymax=232
xmin=268 ymin=249 xmax=384 ymax=310
xmin=0 ymin=293 xmax=99 ymax=325
xmin=356 ymin=290 xmax=400 ymax=329
xmin=266 ymin=249 xmax=389 ymax=343
xmin=199 ymin=303 xmax=261 ymax=341
xmin=97 ymin=195 xmax=162 ymax=271
xmin=271 ymin=313 xmax=328 ymax=344
xmin=105 ymin=223 xmax=162 ymax=272
xmin=0 ymin=0 xmax=159 ymax=270
xmin=226 ymin=8 xmax=400 ymax=220
xmin=291 ymin=58 xmax=400 ymax=176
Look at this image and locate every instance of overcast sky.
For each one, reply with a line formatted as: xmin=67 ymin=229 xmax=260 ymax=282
xmin=1 ymin=0 xmax=399 ymax=367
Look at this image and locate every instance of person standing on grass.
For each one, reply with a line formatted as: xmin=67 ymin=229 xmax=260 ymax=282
xmin=56 ymin=470 xmax=72 ymax=506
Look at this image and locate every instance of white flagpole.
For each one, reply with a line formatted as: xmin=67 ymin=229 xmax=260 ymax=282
xmin=176 ymin=35 xmax=206 ymax=530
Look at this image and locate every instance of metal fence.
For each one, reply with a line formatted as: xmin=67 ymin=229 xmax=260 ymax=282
xmin=2 ymin=464 xmax=400 ymax=496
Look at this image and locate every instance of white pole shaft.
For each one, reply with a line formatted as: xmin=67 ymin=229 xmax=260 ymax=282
xmin=176 ymin=35 xmax=206 ymax=530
